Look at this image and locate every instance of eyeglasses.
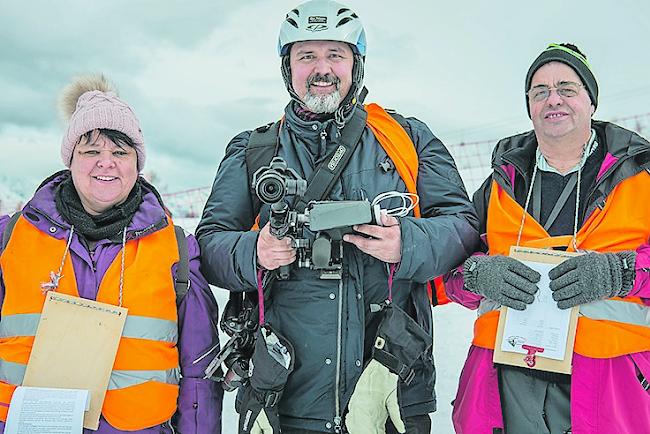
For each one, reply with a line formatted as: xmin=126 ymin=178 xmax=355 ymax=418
xmin=527 ymin=82 xmax=584 ymax=102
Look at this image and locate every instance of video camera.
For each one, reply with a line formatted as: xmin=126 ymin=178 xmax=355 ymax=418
xmin=253 ymin=157 xmax=384 ymax=280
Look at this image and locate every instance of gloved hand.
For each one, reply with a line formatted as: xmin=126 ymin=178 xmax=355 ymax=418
xmin=346 ymin=359 xmax=404 ymax=433
xmin=238 ymin=387 xmax=277 ymax=434
xmin=549 ymin=251 xmax=636 ymax=309
xmin=463 ymin=255 xmax=541 ymax=310
xmin=345 ymin=303 xmax=432 ymax=434
xmin=239 ymin=325 xmax=294 ymax=434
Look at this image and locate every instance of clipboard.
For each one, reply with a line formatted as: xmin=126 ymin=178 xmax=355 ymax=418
xmin=22 ymin=292 xmax=127 ymax=430
xmin=492 ymin=246 xmax=579 ymax=374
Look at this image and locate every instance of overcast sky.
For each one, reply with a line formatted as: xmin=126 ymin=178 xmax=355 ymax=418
xmin=2 ymin=0 xmax=649 ymax=196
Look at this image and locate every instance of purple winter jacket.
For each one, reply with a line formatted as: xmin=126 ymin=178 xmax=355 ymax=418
xmin=0 ymin=173 xmax=223 ymax=434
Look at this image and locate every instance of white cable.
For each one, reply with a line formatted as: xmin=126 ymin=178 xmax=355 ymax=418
xmin=371 ymin=191 xmax=420 ymax=218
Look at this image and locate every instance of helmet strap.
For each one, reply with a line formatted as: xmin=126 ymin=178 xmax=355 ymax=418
xmin=281 ymin=55 xmax=303 ymax=104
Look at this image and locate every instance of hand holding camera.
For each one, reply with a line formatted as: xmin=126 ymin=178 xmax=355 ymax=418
xmin=256 ymin=223 xmax=297 ymax=271
xmin=344 ymin=212 xmax=402 ymax=263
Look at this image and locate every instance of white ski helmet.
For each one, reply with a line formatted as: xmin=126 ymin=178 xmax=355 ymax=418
xmin=277 ymin=0 xmax=367 ymax=57
xmin=278 ymin=0 xmax=366 ymax=116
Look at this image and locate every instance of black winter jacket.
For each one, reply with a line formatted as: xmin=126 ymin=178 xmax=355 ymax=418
xmin=196 ymin=103 xmax=479 ymax=431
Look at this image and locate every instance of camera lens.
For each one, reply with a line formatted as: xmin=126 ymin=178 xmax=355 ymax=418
xmin=256 ymin=172 xmax=286 ymax=204
xmin=263 ymin=182 xmax=278 ymax=196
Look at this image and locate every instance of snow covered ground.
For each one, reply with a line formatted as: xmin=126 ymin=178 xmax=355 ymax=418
xmin=0 ymin=176 xmax=28 ymax=215
xmin=177 ymin=217 xmax=477 ymax=433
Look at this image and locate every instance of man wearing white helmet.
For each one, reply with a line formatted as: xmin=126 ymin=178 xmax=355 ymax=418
xmin=278 ymin=0 xmax=366 ymax=124
xmin=197 ymin=1 xmax=479 ymax=433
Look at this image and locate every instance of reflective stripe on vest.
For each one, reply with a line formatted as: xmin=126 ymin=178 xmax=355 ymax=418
xmin=0 ymin=359 xmax=179 ymax=390
xmin=475 ymin=298 xmax=650 ymax=357
xmin=479 ymin=298 xmax=650 ymax=328
xmin=0 ymin=313 xmax=178 ymax=343
xmin=580 ymin=299 xmax=650 ymax=327
xmin=474 ymin=173 xmax=650 ymax=358
xmin=0 ymin=215 xmax=180 ymax=430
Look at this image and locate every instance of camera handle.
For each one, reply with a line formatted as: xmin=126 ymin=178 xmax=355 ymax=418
xmin=269 ymin=202 xmax=294 ymax=280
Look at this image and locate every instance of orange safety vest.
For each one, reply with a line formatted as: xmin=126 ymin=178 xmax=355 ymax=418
xmin=366 ymin=103 xmax=451 ymax=305
xmin=0 ymin=216 xmax=180 ymax=430
xmin=473 ymin=173 xmax=650 ymax=358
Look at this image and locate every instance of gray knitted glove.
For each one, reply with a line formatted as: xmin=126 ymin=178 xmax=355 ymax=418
xmin=548 ymin=251 xmax=636 ymax=309
xmin=463 ymin=255 xmax=541 ymax=310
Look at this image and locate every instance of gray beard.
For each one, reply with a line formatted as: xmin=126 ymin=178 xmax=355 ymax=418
xmin=302 ymin=90 xmax=342 ymax=114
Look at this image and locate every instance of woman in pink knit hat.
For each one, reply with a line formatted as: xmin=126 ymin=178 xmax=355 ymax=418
xmin=0 ymin=74 xmax=223 ymax=433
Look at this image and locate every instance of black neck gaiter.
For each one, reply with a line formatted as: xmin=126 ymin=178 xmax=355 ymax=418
xmin=54 ymin=175 xmax=143 ymax=241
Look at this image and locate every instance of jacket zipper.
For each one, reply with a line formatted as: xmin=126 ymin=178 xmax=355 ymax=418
xmin=319 ymin=125 xmax=343 ymax=432
xmin=320 ymin=129 xmax=328 ymax=164
xmin=334 ymin=244 xmax=344 ymax=432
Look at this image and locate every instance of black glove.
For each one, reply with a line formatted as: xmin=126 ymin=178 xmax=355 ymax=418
xmin=238 ymin=325 xmax=294 ymax=434
xmin=549 ymin=251 xmax=636 ymax=309
xmin=463 ymin=255 xmax=541 ymax=310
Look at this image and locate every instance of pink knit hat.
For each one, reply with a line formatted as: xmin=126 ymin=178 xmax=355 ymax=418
xmin=60 ymin=75 xmax=146 ymax=171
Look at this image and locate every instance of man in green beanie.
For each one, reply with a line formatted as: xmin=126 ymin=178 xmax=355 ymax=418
xmin=445 ymin=43 xmax=650 ymax=433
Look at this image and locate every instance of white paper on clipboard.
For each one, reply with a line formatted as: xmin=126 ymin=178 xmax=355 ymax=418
xmin=500 ymin=260 xmax=573 ymax=360
xmin=493 ymin=246 xmax=579 ymax=374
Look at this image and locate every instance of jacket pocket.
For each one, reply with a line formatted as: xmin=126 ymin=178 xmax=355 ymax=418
xmin=629 ymin=352 xmax=650 ymax=395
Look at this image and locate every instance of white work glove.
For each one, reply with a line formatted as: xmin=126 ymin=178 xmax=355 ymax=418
xmin=345 ymin=303 xmax=432 ymax=434
xmin=345 ymin=359 xmax=405 ymax=433
xmin=247 ymin=409 xmax=273 ymax=434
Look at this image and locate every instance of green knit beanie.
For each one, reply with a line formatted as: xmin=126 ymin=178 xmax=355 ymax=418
xmin=525 ymin=43 xmax=598 ymax=117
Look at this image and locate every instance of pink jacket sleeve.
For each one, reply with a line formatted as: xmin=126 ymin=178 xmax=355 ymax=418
xmin=630 ymin=243 xmax=650 ymax=305
xmin=443 ymin=252 xmax=486 ymax=310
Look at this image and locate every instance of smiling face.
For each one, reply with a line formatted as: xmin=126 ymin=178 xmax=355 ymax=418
xmin=529 ymin=62 xmax=594 ymax=142
xmin=70 ymin=131 xmax=138 ymax=215
xmin=289 ymin=40 xmax=354 ymax=113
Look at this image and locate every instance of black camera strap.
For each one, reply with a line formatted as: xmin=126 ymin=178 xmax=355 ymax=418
xmin=293 ymin=107 xmax=368 ymax=213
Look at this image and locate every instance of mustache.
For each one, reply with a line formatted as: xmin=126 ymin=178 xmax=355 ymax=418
xmin=307 ymin=73 xmax=340 ymax=88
